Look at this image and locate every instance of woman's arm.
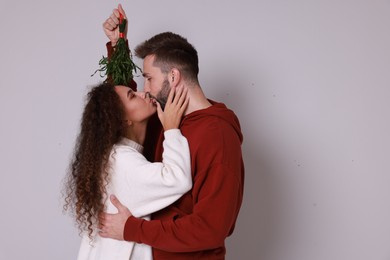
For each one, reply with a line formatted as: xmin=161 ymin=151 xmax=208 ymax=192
xmin=114 ymin=86 xmax=191 ymax=217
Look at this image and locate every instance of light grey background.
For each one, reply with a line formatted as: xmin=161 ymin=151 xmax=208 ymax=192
xmin=0 ymin=0 xmax=389 ymax=259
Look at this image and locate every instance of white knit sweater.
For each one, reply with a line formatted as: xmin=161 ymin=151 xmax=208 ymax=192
xmin=77 ymin=129 xmax=191 ymax=260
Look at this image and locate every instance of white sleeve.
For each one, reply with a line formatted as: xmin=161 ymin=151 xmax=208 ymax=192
xmin=114 ymin=129 xmax=192 ymax=217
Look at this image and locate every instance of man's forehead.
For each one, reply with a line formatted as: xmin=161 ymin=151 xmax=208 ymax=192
xmin=142 ymin=64 xmax=163 ymax=76
xmin=144 ymin=54 xmax=156 ymax=62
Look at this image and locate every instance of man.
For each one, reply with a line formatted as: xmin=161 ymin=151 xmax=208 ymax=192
xmin=100 ymin=5 xmax=245 ymax=259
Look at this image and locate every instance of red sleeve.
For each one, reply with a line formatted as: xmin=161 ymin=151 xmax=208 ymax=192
xmin=124 ymin=164 xmax=243 ymax=252
xmin=106 ymin=41 xmax=115 ymax=58
xmin=143 ymin=114 xmax=162 ymax=162
xmin=123 ymin=117 xmax=244 ymax=252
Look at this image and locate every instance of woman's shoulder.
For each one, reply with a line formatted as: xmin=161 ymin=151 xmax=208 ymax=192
xmin=111 ymin=141 xmax=148 ymax=166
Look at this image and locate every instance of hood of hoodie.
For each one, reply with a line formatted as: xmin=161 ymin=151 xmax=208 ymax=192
xmin=182 ymin=100 xmax=243 ymax=144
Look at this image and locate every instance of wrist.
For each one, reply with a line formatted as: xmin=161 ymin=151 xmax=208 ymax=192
xmin=123 ymin=215 xmax=143 ymax=242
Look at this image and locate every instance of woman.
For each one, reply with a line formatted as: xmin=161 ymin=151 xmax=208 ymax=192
xmin=63 ymin=82 xmax=191 ymax=260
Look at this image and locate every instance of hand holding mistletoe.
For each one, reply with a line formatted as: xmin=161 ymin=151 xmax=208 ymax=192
xmin=93 ymin=4 xmax=140 ymax=89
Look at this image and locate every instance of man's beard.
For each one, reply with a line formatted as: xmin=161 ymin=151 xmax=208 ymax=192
xmin=155 ymin=78 xmax=170 ymax=110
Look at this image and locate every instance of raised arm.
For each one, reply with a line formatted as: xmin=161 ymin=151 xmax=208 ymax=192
xmin=99 ymin=86 xmax=191 ymax=240
xmin=100 ymin=120 xmax=244 ymax=251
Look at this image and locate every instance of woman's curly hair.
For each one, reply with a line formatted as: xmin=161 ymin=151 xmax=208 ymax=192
xmin=63 ymin=82 xmax=126 ymax=238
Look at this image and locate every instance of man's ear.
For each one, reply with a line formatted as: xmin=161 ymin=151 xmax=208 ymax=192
xmin=170 ymin=68 xmax=181 ymax=87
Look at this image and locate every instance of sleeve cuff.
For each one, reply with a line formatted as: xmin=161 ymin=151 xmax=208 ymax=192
xmin=164 ymin=129 xmax=181 ymax=139
xmin=123 ymin=215 xmax=144 ymax=242
xmin=106 ymin=41 xmax=114 ymax=57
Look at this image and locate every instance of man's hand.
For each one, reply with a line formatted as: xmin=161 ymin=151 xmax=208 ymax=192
xmin=102 ymin=4 xmax=128 ymax=47
xmin=99 ymin=194 xmax=132 ymax=240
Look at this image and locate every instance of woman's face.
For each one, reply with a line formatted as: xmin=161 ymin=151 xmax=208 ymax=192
xmin=114 ymin=85 xmax=157 ymax=124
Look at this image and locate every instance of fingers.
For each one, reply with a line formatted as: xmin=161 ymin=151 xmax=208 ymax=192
xmin=171 ymin=85 xmax=182 ymax=106
xmin=179 ymin=94 xmax=190 ymax=114
xmin=111 ymin=9 xmax=120 ymax=23
xmin=98 ymin=223 xmax=110 ymax=238
xmin=98 ymin=212 xmax=115 ymax=221
xmin=166 ymin=85 xmax=176 ymax=106
xmin=169 ymin=85 xmax=187 ymax=109
xmin=174 ymin=86 xmax=188 ymax=115
xmin=98 ymin=212 xmax=112 ymax=231
xmin=174 ymin=85 xmax=186 ymax=106
xmin=103 ymin=17 xmax=118 ymax=32
xmin=110 ymin=194 xmax=126 ymax=212
xmin=102 ymin=8 xmax=121 ymax=31
xmin=156 ymin=100 xmax=163 ymax=117
xmin=118 ymin=4 xmax=127 ymax=19
xmin=165 ymin=85 xmax=185 ymax=108
xmin=103 ymin=18 xmax=116 ymax=31
xmin=103 ymin=5 xmax=129 ymax=44
xmin=99 ymin=231 xmax=108 ymax=238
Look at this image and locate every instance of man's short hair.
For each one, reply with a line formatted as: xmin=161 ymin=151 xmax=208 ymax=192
xmin=135 ymin=32 xmax=199 ymax=83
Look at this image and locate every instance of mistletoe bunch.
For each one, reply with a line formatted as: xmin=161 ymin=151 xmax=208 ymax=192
xmin=92 ymin=14 xmax=140 ymax=87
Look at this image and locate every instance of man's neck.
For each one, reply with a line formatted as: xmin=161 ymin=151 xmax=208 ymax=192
xmin=184 ymin=85 xmax=212 ymax=116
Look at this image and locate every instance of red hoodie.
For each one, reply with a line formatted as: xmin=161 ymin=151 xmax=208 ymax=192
xmin=124 ymin=100 xmax=245 ymax=259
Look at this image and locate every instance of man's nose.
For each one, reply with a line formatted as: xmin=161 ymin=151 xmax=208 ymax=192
xmin=135 ymin=91 xmax=146 ymax=99
xmin=143 ymin=84 xmax=150 ymax=92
